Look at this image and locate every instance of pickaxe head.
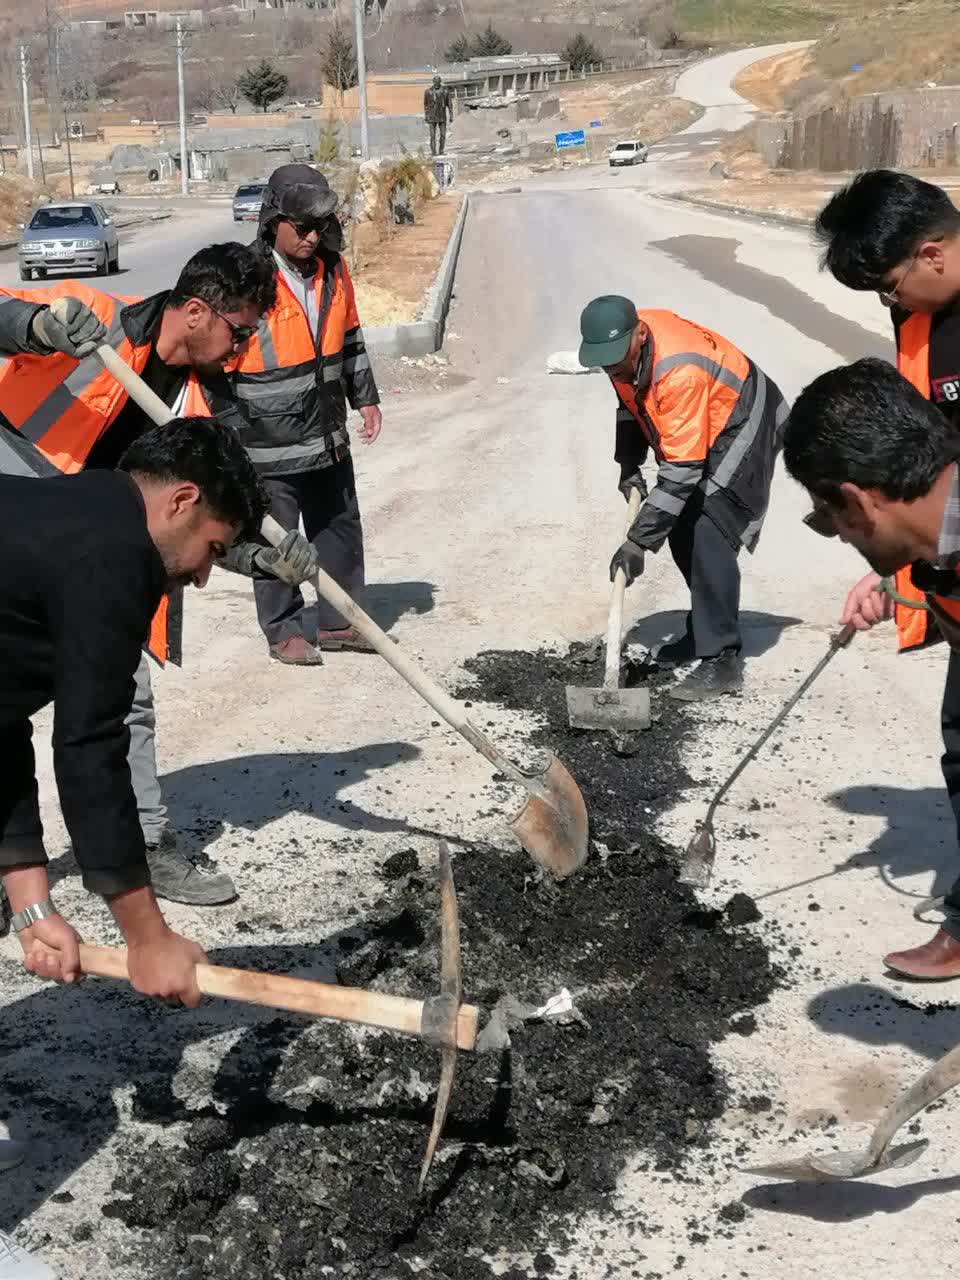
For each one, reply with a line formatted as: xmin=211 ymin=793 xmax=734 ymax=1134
xmin=418 ymin=841 xmax=477 ymax=1191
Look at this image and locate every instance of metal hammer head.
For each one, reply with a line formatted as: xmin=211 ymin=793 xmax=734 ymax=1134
xmin=418 ymin=841 xmax=476 ymax=1192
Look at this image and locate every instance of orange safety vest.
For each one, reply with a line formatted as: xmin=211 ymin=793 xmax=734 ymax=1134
xmin=894 ymin=313 xmax=950 ymax=649
xmin=612 ymin=308 xmax=751 ymax=463
xmin=0 ymin=280 xmax=210 ymax=663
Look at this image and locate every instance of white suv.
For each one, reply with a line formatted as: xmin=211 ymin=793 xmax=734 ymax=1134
xmin=609 ymin=140 xmax=649 ymax=167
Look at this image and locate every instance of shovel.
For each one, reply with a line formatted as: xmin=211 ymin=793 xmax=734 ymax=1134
xmin=565 ymin=488 xmax=651 ymax=749
xmin=679 ymin=622 xmax=857 ymax=888
xmin=745 ymin=1038 xmax=960 ymax=1182
xmin=94 ymin=343 xmax=589 ymax=880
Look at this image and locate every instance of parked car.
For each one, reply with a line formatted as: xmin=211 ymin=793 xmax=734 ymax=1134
xmin=18 ymin=202 xmax=119 ymax=281
xmin=608 ymin=140 xmax=648 ymax=167
xmin=233 ymin=183 xmax=266 ymax=222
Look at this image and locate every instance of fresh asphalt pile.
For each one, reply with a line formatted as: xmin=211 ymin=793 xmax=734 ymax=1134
xmin=100 ymin=643 xmax=777 ymax=1278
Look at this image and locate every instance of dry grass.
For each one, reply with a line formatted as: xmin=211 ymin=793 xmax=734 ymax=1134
xmin=0 ymin=175 xmax=49 ymax=240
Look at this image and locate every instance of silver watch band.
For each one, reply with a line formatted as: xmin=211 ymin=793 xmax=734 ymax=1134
xmin=10 ymin=899 xmax=57 ymax=933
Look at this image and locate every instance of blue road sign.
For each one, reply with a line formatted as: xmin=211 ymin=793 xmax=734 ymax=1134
xmin=555 ymin=129 xmax=586 ymax=151
xmin=589 ymin=120 xmax=603 ymax=128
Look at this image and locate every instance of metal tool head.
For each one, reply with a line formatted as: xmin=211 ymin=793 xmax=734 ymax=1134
xmin=511 ymin=753 xmax=590 ymax=879
xmin=419 ymin=842 xmax=475 ymax=1192
xmin=744 ymin=1138 xmax=928 ymax=1183
xmin=678 ymin=822 xmax=716 ymax=889
xmin=565 ymin=684 xmax=651 ymax=734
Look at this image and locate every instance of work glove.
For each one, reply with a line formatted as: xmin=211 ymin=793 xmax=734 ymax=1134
xmin=254 ymin=530 xmax=318 ymax=585
xmin=31 ymin=297 xmax=106 ymax=359
xmin=618 ymin=471 xmax=648 ymax=502
xmin=609 ymin=540 xmax=645 ymax=587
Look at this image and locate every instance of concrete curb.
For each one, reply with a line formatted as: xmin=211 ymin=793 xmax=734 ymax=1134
xmin=656 ymin=191 xmax=814 ymax=232
xmin=365 ymin=194 xmax=471 ymax=358
xmin=0 ymin=209 xmax=173 ymax=254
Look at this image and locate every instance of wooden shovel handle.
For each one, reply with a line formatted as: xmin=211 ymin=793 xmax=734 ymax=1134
xmin=260 ymin=515 xmax=535 ymax=793
xmin=603 ymin=488 xmax=643 ymax=692
xmin=78 ymin=944 xmax=478 ymax=1051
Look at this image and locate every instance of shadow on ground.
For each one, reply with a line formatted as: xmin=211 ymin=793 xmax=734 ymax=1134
xmin=807 ymin=982 xmax=960 ymax=1061
xmin=625 ymin=608 xmax=801 ymax=658
xmin=742 ymin=1173 xmax=960 ymax=1222
xmin=301 ymin=580 xmax=438 ymax=636
xmin=827 ymin=785 xmax=957 ymax=900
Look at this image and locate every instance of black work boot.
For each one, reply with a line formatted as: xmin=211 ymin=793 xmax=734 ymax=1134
xmin=146 ymin=831 xmax=237 ymax=906
xmin=667 ymin=649 xmax=744 ymax=703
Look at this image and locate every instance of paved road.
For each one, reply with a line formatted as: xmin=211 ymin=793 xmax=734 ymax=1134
xmin=675 ymin=41 xmax=814 ymax=135
xmin=0 ymin=200 xmax=256 ymax=295
xmin=4 ymin=45 xmax=956 ymax=1280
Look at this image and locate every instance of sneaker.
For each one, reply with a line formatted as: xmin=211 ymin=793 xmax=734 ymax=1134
xmin=269 ymin=636 xmax=323 ymax=666
xmin=655 ymin=633 xmax=697 ymax=668
xmin=146 ymin=831 xmax=237 ymax=906
xmin=0 ymin=1142 xmax=25 ymax=1173
xmin=316 ymin=626 xmax=376 ymax=653
xmin=667 ymin=650 xmax=744 ymax=703
xmin=0 ymin=1231 xmax=55 ymax=1279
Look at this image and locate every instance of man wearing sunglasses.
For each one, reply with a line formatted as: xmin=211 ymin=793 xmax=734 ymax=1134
xmin=815 ymin=171 xmax=960 ymax=977
xmin=0 ymin=242 xmax=319 ymax=909
xmin=207 ymin=164 xmax=383 ymax=665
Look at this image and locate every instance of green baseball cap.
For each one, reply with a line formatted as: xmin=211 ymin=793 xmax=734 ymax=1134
xmin=578 ymin=295 xmax=638 ymax=368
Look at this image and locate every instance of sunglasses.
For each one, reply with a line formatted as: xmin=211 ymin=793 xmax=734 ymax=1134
xmin=803 ymin=502 xmax=838 ymax=538
xmin=284 ymin=218 xmax=327 ymax=238
xmin=206 ymin=303 xmax=257 ymax=347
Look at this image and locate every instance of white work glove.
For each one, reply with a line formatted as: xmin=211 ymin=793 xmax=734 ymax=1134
xmin=253 ymin=530 xmax=319 ymax=586
xmin=31 ymin=296 xmax=106 ymax=359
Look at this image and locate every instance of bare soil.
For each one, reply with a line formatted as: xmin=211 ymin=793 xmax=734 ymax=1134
xmin=352 ymin=195 xmax=462 ymax=327
xmin=732 ymin=47 xmax=813 ymax=114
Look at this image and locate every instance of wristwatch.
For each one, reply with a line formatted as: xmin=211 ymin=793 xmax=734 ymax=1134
xmin=9 ymin=899 xmax=57 ymax=933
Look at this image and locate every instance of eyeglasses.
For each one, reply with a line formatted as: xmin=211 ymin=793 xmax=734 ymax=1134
xmin=206 ymin=303 xmax=257 ymax=348
xmin=878 ymin=250 xmax=922 ymax=308
xmin=284 ymin=218 xmax=325 ymax=239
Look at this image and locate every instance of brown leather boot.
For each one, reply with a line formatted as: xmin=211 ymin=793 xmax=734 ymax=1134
xmin=884 ymin=927 xmax=960 ymax=979
xmin=269 ymin=636 xmax=323 ymax=666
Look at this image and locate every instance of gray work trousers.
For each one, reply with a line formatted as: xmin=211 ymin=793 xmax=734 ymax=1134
xmin=667 ymin=498 xmax=742 ymax=659
xmin=254 ymin=456 xmax=365 ymax=642
xmin=126 ymin=654 xmax=167 ymax=846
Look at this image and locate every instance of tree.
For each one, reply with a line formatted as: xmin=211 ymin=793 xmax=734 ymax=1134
xmin=315 ymin=113 xmax=340 ymax=164
xmin=319 ymin=23 xmax=357 ymax=94
xmin=471 ymin=22 xmax=512 ymax=56
xmin=192 ymin=62 xmax=243 ymax=115
xmin=562 ymin=33 xmax=603 ymax=73
xmin=444 ymin=33 xmax=471 ymax=62
xmin=237 ymin=59 xmax=289 ymax=113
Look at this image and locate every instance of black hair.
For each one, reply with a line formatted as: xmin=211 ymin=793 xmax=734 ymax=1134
xmin=784 ymin=358 xmax=960 ymax=504
xmin=168 ymin=242 xmax=277 ymax=315
xmin=118 ymin=417 xmax=268 ymax=537
xmin=816 ymin=169 xmax=960 ymax=291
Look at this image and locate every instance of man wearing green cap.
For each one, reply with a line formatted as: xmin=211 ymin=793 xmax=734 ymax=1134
xmin=578 ymin=297 xmax=788 ymax=701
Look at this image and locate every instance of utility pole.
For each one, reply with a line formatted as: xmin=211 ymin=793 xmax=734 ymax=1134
xmin=43 ymin=0 xmax=64 ymax=148
xmin=175 ymin=16 xmax=190 ymax=196
xmin=19 ymin=45 xmax=34 ymax=181
xmin=63 ymin=112 xmax=75 ymax=197
xmin=354 ymin=0 xmax=369 ymax=161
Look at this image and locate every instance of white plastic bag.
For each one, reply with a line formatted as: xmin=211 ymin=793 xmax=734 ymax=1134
xmin=546 ymin=350 xmax=597 ymax=375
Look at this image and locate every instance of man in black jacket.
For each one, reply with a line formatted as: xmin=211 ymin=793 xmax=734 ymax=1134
xmin=0 ymin=417 xmax=266 ymax=1001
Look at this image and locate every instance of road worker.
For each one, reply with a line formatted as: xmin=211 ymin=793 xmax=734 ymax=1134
xmin=207 ymin=165 xmax=383 ymax=665
xmin=816 ymin=170 xmax=960 ymax=976
xmin=0 ymin=243 xmax=318 ymax=906
xmin=578 ymin=296 xmax=788 ymax=702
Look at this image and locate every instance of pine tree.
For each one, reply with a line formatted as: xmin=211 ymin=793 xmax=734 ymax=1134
xmin=237 ymin=59 xmax=289 ymax=113
xmin=444 ymin=33 xmax=471 ymax=62
xmin=471 ymin=22 xmax=512 ymax=56
xmin=562 ymin=33 xmax=603 ymax=73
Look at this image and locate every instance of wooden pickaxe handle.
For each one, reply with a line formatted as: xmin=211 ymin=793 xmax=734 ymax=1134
xmin=78 ymin=943 xmax=479 ymax=1051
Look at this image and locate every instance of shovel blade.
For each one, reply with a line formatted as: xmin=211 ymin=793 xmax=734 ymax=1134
xmin=678 ymin=823 xmax=716 ymax=888
xmin=745 ymin=1138 xmax=928 ymax=1183
xmin=565 ymin=685 xmax=651 ymax=732
xmin=512 ymin=754 xmax=589 ymax=879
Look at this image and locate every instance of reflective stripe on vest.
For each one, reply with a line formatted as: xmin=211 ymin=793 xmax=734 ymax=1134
xmin=895 ymin=312 xmax=935 ymax=651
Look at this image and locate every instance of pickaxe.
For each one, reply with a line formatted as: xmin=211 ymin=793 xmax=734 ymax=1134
xmin=77 ymin=842 xmax=477 ymax=1190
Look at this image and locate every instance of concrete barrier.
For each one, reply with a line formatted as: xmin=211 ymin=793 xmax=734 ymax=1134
xmin=364 ymin=194 xmax=471 ymax=358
